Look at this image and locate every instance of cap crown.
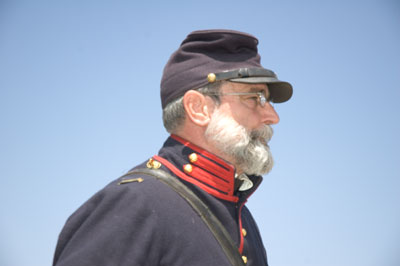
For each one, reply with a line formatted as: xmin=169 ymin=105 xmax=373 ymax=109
xmin=160 ymin=30 xmax=264 ymax=108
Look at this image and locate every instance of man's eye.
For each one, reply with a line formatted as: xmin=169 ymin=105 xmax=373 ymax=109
xmin=241 ymin=95 xmax=259 ymax=108
xmin=245 ymin=96 xmax=258 ymax=101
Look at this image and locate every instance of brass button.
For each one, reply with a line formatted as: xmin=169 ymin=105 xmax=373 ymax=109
xmin=242 ymin=228 xmax=247 ymax=237
xmin=184 ymin=164 xmax=193 ymax=173
xmin=207 ymin=73 xmax=216 ymax=83
xmin=146 ymin=158 xmax=161 ymax=169
xmin=189 ymin=153 xmax=198 ymax=163
xmin=146 ymin=158 xmax=154 ymax=168
xmin=242 ymin=255 xmax=248 ymax=264
xmin=152 ymin=160 xmax=161 ymax=169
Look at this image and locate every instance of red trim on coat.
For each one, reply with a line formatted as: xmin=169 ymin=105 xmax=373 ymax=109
xmin=188 ymin=165 xmax=233 ymax=194
xmin=191 ymin=153 xmax=234 ymax=182
xmin=238 ymin=202 xmax=246 ymax=254
xmin=171 ymin=134 xmax=235 ymax=171
xmin=170 ymin=134 xmax=236 ymax=194
xmin=238 ymin=185 xmax=258 ymax=254
xmin=153 ymin=155 xmax=239 ymax=203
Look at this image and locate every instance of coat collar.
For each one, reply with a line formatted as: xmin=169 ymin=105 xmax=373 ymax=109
xmin=152 ymin=135 xmax=262 ymax=203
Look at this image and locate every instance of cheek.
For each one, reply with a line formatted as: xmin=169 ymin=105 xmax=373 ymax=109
xmin=231 ymin=109 xmax=260 ymax=129
xmin=218 ymin=102 xmax=260 ymax=129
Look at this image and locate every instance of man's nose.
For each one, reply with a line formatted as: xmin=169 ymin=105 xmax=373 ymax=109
xmin=260 ymin=103 xmax=280 ymax=125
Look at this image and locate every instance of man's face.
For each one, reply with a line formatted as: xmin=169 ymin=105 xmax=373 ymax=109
xmin=204 ymin=82 xmax=280 ymax=175
xmin=215 ymin=82 xmax=280 ymax=129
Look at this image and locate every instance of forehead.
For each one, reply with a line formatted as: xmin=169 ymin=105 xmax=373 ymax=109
xmin=222 ymin=81 xmax=269 ymax=92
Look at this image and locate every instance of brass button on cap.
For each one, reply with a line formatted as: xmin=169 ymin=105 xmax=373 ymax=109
xmin=242 ymin=255 xmax=248 ymax=264
xmin=207 ymin=73 xmax=216 ymax=83
xmin=189 ymin=153 xmax=198 ymax=163
xmin=242 ymin=228 xmax=247 ymax=237
xmin=184 ymin=164 xmax=193 ymax=173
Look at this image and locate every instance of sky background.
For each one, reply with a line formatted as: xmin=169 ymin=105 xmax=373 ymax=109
xmin=1 ymin=0 xmax=399 ymax=266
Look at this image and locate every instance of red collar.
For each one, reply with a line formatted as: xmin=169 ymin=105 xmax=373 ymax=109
xmin=153 ymin=134 xmax=239 ymax=202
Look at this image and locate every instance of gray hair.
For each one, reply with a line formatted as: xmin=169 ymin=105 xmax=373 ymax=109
xmin=162 ymin=81 xmax=224 ymax=133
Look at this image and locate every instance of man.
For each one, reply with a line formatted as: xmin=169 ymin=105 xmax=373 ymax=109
xmin=53 ymin=29 xmax=292 ymax=266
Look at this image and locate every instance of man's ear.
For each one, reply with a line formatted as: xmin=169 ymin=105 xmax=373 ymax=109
xmin=182 ymin=90 xmax=213 ymax=127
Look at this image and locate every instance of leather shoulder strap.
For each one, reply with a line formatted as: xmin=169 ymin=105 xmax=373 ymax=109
xmin=120 ymin=168 xmax=245 ymax=266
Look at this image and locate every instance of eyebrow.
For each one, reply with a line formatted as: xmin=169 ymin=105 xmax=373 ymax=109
xmin=248 ymin=87 xmax=270 ymax=97
xmin=248 ymin=87 xmax=265 ymax=92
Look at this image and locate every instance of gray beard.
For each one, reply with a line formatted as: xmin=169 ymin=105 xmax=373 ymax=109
xmin=204 ymin=109 xmax=274 ymax=176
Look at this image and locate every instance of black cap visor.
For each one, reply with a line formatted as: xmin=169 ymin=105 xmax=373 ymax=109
xmin=211 ymin=68 xmax=293 ymax=103
xmin=230 ymin=77 xmax=293 ymax=103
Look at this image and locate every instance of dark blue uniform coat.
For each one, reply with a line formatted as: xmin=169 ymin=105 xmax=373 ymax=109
xmin=53 ymin=135 xmax=269 ymax=266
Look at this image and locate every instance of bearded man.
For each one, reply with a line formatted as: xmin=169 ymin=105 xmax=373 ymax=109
xmin=53 ymin=29 xmax=293 ymax=266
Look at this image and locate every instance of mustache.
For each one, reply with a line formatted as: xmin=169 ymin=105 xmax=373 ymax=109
xmin=250 ymin=125 xmax=273 ymax=142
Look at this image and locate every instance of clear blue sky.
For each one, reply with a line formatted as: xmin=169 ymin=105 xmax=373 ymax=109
xmin=1 ymin=1 xmax=399 ymax=265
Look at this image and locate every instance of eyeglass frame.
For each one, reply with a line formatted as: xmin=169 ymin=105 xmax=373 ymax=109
xmin=203 ymin=91 xmax=273 ymax=108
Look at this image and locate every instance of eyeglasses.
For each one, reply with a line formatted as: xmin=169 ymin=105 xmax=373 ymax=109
xmin=204 ymin=91 xmax=272 ymax=108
